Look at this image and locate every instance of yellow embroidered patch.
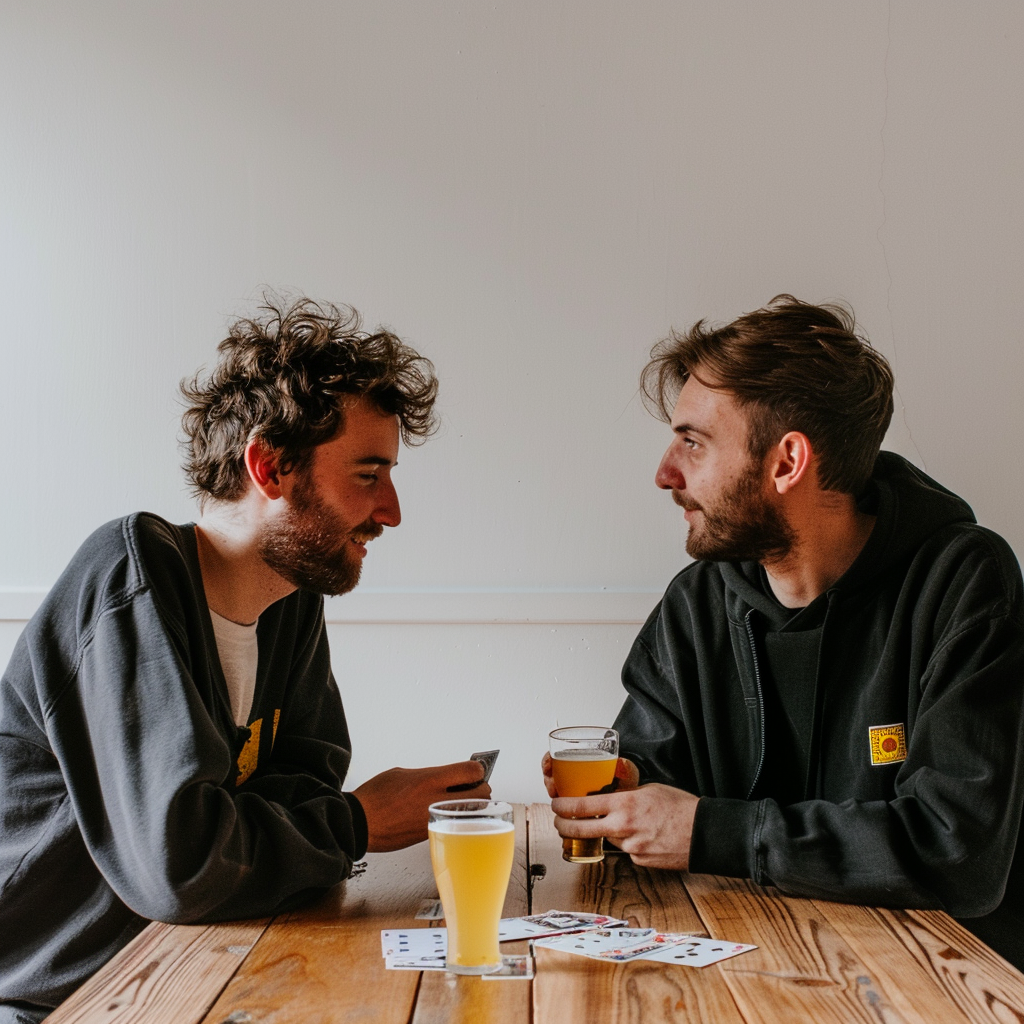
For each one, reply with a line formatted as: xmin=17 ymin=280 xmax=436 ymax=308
xmin=236 ymin=717 xmax=263 ymax=786
xmin=272 ymin=708 xmax=281 ymax=746
xmin=869 ymin=722 xmax=907 ymax=766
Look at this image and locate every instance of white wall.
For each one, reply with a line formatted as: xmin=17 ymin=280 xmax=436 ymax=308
xmin=2 ymin=1 xmax=1022 ymax=801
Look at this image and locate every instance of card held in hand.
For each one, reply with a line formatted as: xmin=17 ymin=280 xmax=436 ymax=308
xmin=448 ymin=749 xmax=499 ymax=791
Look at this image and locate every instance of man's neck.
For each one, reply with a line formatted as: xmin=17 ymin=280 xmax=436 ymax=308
xmin=194 ymin=500 xmax=296 ymax=625
xmin=762 ymin=493 xmax=875 ymax=609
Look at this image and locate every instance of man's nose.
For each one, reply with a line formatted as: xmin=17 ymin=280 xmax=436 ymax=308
xmin=655 ymin=450 xmax=683 ymax=491
xmin=373 ymin=479 xmax=401 ymax=528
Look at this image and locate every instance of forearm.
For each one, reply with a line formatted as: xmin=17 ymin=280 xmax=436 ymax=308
xmin=690 ymin=794 xmax=1012 ymax=915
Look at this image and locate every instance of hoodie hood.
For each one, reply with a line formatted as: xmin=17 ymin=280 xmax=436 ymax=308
xmin=719 ymin=451 xmax=976 ymax=612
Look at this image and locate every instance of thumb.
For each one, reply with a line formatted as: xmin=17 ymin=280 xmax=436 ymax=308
xmin=614 ymin=758 xmax=640 ymax=789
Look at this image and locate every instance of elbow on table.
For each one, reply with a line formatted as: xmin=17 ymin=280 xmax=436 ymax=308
xmin=117 ymin=861 xmax=252 ymax=925
xmin=124 ymin=884 xmax=229 ymax=925
xmin=934 ymin=875 xmax=1007 ymax=920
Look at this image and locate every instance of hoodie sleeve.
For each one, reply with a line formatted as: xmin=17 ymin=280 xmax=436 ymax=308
xmin=44 ymin=588 xmax=360 ymax=925
xmin=614 ymin=628 xmax=701 ymax=791
xmin=692 ymin=533 xmax=1024 ymax=918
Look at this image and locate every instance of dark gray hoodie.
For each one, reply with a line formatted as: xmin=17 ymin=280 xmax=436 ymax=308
xmin=0 ymin=514 xmax=367 ymax=1011
xmin=615 ymin=452 xmax=1024 ymax=968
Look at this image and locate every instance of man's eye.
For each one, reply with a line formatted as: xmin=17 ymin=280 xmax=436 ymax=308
xmin=358 ymin=473 xmax=378 ymax=482
xmin=683 ymin=438 xmax=699 ymax=450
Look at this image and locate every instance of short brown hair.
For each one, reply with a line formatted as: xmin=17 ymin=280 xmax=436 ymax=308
xmin=641 ymin=295 xmax=894 ymax=494
xmin=180 ymin=295 xmax=438 ymax=501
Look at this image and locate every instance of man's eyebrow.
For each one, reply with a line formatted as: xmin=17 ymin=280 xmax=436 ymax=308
xmin=354 ymin=455 xmax=396 ymax=467
xmin=673 ymin=422 xmax=712 ymax=439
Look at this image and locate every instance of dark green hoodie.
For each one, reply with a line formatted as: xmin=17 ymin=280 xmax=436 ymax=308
xmin=615 ymin=452 xmax=1024 ymax=968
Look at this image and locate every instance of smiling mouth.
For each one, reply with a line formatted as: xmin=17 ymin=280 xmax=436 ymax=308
xmin=672 ymin=491 xmax=702 ymax=514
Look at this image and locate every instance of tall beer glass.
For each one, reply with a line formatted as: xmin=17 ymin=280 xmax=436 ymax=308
xmin=428 ymin=799 xmax=515 ymax=975
xmin=549 ymin=726 xmax=619 ymax=863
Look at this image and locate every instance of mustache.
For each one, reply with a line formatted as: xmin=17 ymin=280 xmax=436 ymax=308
xmin=671 ymin=490 xmax=702 ymax=512
xmin=351 ymin=521 xmax=384 ymax=543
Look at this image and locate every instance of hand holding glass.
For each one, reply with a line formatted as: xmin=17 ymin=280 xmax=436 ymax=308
xmin=548 ymin=727 xmax=619 ymax=863
xmin=428 ymin=799 xmax=515 ymax=974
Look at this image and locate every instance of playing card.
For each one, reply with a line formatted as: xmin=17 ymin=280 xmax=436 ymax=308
xmin=498 ymin=912 xmax=627 ymax=942
xmin=593 ymin=932 xmax=695 ymax=962
xmin=535 ymin=928 xmax=658 ymax=959
xmin=415 ymin=898 xmax=445 ymax=920
xmin=639 ymin=936 xmax=758 ymax=967
xmin=481 ymin=955 xmax=535 ymax=979
xmin=385 ymin=954 xmax=448 ymax=971
xmin=381 ymin=928 xmax=447 ymax=959
xmin=448 ymin=749 xmax=500 ymax=791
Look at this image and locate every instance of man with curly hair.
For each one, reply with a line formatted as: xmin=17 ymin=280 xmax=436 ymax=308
xmin=0 ymin=297 xmax=488 ymax=1023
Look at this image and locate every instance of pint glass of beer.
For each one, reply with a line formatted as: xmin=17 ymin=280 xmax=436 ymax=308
xmin=549 ymin=726 xmax=619 ymax=863
xmin=428 ymin=799 xmax=515 ymax=975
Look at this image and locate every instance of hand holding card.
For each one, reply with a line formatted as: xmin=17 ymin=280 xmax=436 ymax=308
xmin=448 ymin=749 xmax=499 ymax=791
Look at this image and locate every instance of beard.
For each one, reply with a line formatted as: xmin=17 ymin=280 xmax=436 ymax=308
xmin=259 ymin=473 xmax=383 ymax=596
xmin=676 ymin=459 xmax=794 ymax=564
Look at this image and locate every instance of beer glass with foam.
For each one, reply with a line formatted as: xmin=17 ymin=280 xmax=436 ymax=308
xmin=548 ymin=726 xmax=619 ymax=863
xmin=428 ymin=799 xmax=515 ymax=974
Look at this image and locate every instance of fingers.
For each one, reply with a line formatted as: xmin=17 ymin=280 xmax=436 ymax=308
xmin=439 ymin=760 xmax=487 ymax=791
xmin=553 ymin=813 xmax=611 ymax=839
xmin=615 ymin=758 xmax=640 ymax=790
xmin=447 ymin=781 xmax=492 ymax=799
xmin=551 ymin=794 xmax=615 ymax=819
xmin=541 ymin=752 xmax=553 ymax=775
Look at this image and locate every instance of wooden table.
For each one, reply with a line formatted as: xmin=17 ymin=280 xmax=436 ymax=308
xmin=48 ymin=803 xmax=1024 ymax=1023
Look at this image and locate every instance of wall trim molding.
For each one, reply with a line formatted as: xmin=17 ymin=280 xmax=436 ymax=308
xmin=0 ymin=588 xmax=662 ymax=625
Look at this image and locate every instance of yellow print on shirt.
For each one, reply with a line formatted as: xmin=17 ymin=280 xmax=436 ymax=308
xmin=869 ymin=723 xmax=907 ymax=766
xmin=236 ymin=717 xmax=262 ymax=785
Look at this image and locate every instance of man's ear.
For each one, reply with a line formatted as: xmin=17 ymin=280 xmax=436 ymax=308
xmin=772 ymin=431 xmax=813 ymax=495
xmin=244 ymin=437 xmax=285 ymax=499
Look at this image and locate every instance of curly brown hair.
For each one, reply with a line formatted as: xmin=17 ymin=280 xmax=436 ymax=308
xmin=641 ymin=295 xmax=894 ymax=495
xmin=180 ymin=295 xmax=438 ymax=502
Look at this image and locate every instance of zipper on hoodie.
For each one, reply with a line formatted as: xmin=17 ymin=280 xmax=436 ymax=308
xmin=744 ymin=609 xmax=767 ymax=800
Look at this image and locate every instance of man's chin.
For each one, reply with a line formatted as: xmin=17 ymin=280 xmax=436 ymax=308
xmin=281 ymin=558 xmax=362 ymax=597
xmin=319 ymin=564 xmax=363 ymax=597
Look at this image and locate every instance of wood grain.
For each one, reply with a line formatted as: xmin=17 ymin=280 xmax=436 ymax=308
xmin=411 ymin=803 xmax=532 ymax=1024
xmin=685 ymin=873 xmax=975 ymax=1024
xmin=50 ymin=803 xmax=1024 ymax=1024
xmin=200 ymin=842 xmax=439 ymax=1024
xmin=816 ymin=903 xmax=1024 ymax=1024
xmin=45 ymin=919 xmax=268 ymax=1024
xmin=528 ymin=803 xmax=747 ymax=1024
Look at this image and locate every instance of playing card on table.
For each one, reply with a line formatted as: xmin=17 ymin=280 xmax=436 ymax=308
xmin=535 ymin=928 xmax=660 ymax=960
xmin=593 ymin=932 xmax=697 ymax=962
xmin=639 ymin=936 xmax=758 ymax=967
xmin=415 ymin=898 xmax=445 ymax=920
xmin=498 ymin=911 xmax=628 ymax=942
xmin=481 ymin=955 xmax=535 ymax=979
xmin=385 ymin=954 xmax=448 ymax=971
xmin=381 ymin=928 xmax=447 ymax=959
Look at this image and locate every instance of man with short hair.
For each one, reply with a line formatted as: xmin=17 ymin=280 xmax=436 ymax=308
xmin=547 ymin=295 xmax=1024 ymax=970
xmin=0 ymin=297 xmax=488 ymax=1022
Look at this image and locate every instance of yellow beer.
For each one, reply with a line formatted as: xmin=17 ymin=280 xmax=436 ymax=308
xmin=428 ymin=816 xmax=515 ymax=973
xmin=548 ymin=727 xmax=619 ymax=864
xmin=551 ymin=749 xmax=617 ymax=798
